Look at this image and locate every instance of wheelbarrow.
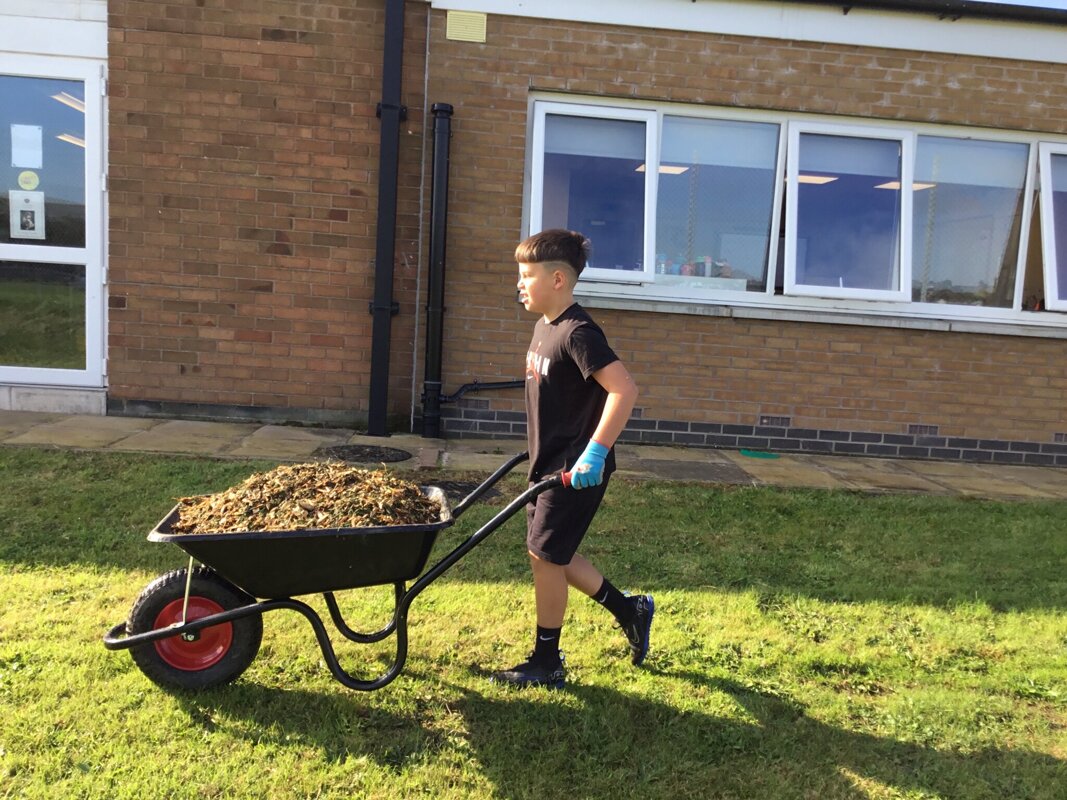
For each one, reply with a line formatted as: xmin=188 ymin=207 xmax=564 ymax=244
xmin=103 ymin=452 xmax=568 ymax=692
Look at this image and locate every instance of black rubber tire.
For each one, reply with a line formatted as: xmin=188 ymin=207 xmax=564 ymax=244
xmin=126 ymin=567 xmax=263 ymax=691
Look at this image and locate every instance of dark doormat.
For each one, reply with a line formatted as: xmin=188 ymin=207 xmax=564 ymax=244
xmin=314 ymin=444 xmax=413 ymax=463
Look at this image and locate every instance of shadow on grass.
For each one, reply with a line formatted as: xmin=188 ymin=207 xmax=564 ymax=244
xmin=451 ymin=672 xmax=1066 ymax=800
xmin=174 ymin=683 xmax=443 ymax=767
xmin=167 ymin=668 xmax=1066 ymax=800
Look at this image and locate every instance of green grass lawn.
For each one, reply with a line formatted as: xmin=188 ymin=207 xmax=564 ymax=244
xmin=1 ymin=447 xmax=1064 ymax=799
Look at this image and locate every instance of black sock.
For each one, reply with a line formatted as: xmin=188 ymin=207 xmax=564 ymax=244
xmin=592 ymin=578 xmax=634 ymax=626
xmin=532 ymin=625 xmax=561 ymax=665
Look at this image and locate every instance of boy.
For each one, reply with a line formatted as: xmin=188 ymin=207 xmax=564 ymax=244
xmin=492 ymin=228 xmax=654 ymax=690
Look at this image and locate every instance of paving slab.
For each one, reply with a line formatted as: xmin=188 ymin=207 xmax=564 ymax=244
xmin=4 ymin=414 xmax=160 ymax=449
xmin=968 ymin=464 xmax=1067 ymax=499
xmin=809 ymin=455 xmax=951 ymax=494
xmin=437 ymin=438 xmax=524 ymax=473
xmin=626 ymin=444 xmax=732 ymax=463
xmin=904 ymin=460 xmax=1061 ymax=500
xmin=720 ymin=451 xmax=849 ymax=490
xmin=0 ymin=410 xmax=64 ymax=440
xmin=442 ymin=449 xmax=524 ymax=473
xmin=1 ymin=408 xmax=1063 ymax=501
xmin=115 ymin=420 xmax=260 ymax=455
xmin=227 ymin=425 xmax=352 ymax=460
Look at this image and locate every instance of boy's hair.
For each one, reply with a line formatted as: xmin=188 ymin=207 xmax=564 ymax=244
xmin=515 ymin=229 xmax=591 ymax=277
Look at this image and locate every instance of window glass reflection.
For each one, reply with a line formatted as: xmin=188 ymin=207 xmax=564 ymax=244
xmin=1051 ymin=153 xmax=1067 ymax=303
xmin=655 ymin=117 xmax=779 ymax=291
xmin=912 ymin=137 xmax=1028 ymax=307
xmin=796 ymin=133 xmax=902 ymax=291
xmin=0 ymin=75 xmax=86 ymax=248
xmin=0 ymin=261 xmax=85 ymax=369
xmin=542 ymin=114 xmax=646 ymax=271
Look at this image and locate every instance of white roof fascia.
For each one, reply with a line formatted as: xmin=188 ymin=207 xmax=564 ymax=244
xmin=426 ymin=0 xmax=1067 ymax=65
xmin=0 ymin=1 xmax=107 ymax=59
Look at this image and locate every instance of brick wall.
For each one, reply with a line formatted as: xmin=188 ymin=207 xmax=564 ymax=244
xmin=421 ymin=10 xmax=1067 ymax=454
xmin=105 ymin=3 xmax=1067 ymax=459
xmin=107 ymin=0 xmax=428 ymax=425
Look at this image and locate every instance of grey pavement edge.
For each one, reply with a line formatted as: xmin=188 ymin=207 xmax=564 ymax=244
xmin=1 ymin=410 xmax=1064 ymax=501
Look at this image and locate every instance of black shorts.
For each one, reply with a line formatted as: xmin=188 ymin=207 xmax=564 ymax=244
xmin=525 ymin=475 xmax=609 ymax=565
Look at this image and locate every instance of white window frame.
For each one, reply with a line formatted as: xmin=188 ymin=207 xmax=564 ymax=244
xmin=653 ymin=109 xmax=785 ymax=298
xmin=784 ymin=121 xmax=914 ymax=302
xmin=1038 ymin=142 xmax=1067 ymax=313
xmin=1012 ymin=141 xmax=1039 ymax=313
xmin=529 ymin=101 xmax=658 ymax=284
xmin=0 ymin=54 xmax=106 ymax=387
xmin=525 ymin=93 xmax=1067 ymax=333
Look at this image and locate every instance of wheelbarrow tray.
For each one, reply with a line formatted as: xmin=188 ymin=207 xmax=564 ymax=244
xmin=147 ymin=487 xmax=452 ymax=599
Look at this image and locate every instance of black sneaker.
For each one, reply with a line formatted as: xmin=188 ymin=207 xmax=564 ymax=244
xmin=491 ymin=652 xmax=566 ymax=689
xmin=622 ymin=594 xmax=655 ymax=666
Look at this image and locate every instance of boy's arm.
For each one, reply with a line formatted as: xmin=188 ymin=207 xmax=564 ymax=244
xmin=590 ymin=360 xmax=638 ymax=447
xmin=571 ymin=360 xmax=638 ymax=489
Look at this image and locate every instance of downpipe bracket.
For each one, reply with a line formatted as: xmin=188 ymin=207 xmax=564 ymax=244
xmin=369 ymin=301 xmax=400 ymax=316
xmin=376 ymin=102 xmax=408 ymax=121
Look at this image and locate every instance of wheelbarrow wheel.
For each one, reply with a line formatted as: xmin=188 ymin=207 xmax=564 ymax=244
xmin=127 ymin=567 xmax=262 ymax=691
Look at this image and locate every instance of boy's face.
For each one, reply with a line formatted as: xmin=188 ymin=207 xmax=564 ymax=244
xmin=516 ymin=261 xmax=559 ymax=316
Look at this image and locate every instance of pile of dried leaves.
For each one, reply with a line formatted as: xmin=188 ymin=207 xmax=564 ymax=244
xmin=172 ymin=462 xmax=441 ymax=534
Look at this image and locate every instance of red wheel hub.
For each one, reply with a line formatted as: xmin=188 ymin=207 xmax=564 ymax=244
xmin=153 ymin=597 xmax=233 ymax=671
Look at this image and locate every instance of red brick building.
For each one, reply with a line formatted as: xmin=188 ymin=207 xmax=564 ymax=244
xmin=4 ymin=0 xmax=1067 ymax=466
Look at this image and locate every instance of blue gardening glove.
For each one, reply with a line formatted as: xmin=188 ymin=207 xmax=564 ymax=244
xmin=571 ymin=439 xmax=609 ymax=489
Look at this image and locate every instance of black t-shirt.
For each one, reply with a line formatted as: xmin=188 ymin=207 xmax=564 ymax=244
xmin=525 ymin=303 xmax=619 ymax=481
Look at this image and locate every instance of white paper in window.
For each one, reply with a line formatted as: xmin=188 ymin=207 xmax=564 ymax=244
xmin=9 ymin=190 xmax=46 ymax=240
xmin=11 ymin=124 xmax=43 ymax=169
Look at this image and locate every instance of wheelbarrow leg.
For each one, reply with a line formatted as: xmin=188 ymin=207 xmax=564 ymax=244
xmin=322 ymin=583 xmax=404 ymax=644
xmin=273 ymin=596 xmax=411 ymax=691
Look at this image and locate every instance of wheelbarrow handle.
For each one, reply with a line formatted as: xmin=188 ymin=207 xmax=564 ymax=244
xmin=405 ymin=466 xmax=569 ymax=605
xmin=451 ymin=450 xmax=530 ymax=518
xmin=451 ymin=452 xmax=572 ymax=519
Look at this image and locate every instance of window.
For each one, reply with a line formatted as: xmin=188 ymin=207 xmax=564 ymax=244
xmin=785 ymin=124 xmax=913 ymax=301
xmin=1039 ymin=143 xmax=1067 ymax=312
xmin=525 ymin=97 xmax=1067 ymax=329
xmin=655 ymin=116 xmax=780 ymax=293
xmin=912 ymin=137 xmax=1029 ymax=308
xmin=1 ymin=75 xmax=87 ymax=248
xmin=530 ymin=103 xmax=657 ymax=281
xmin=0 ymin=260 xmax=86 ymax=369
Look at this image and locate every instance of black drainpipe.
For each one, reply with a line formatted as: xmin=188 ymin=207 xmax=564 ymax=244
xmin=367 ymin=0 xmax=406 ymax=436
xmin=421 ymin=103 xmax=454 ymax=439
xmin=419 ymin=104 xmax=524 ymax=437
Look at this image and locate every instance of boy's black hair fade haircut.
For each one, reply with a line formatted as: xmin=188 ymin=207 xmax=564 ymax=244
xmin=514 ymin=229 xmax=591 ymax=277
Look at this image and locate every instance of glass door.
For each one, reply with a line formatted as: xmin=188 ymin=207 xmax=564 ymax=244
xmin=0 ymin=55 xmax=104 ymax=386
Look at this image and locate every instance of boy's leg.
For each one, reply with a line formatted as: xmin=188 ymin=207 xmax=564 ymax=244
xmin=568 ymin=553 xmax=656 ymax=667
xmin=562 ymin=552 xmax=603 ymax=596
xmin=491 ymin=483 xmax=600 ymax=690
xmin=491 ymin=553 xmax=567 ymax=689
xmin=531 ymin=552 xmax=569 ymax=627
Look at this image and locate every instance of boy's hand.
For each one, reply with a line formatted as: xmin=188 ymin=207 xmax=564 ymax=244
xmin=572 ymin=440 xmax=609 ymax=489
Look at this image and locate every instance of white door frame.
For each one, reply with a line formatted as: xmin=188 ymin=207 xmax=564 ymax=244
xmin=0 ymin=53 xmax=106 ymax=388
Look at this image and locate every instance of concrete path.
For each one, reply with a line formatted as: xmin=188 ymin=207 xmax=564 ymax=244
xmin=1 ymin=410 xmax=1064 ymax=501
